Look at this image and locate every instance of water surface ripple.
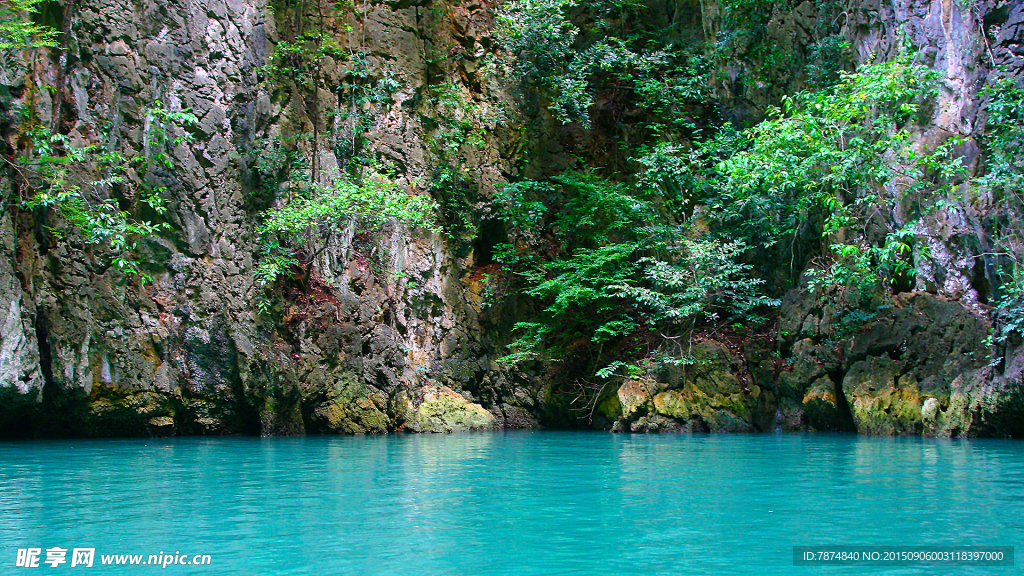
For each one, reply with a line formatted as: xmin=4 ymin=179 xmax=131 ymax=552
xmin=1 ymin=432 xmax=1021 ymax=575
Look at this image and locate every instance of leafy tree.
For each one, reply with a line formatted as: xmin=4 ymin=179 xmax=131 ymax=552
xmin=493 ymin=171 xmax=774 ymax=376
xmin=254 ymin=173 xmax=438 ymax=290
xmin=18 ymin=103 xmax=197 ymax=282
xmin=617 ymin=236 xmax=777 ymax=329
xmin=708 ymin=55 xmax=962 ymax=295
xmin=0 ymin=0 xmax=57 ymax=53
xmin=978 ymin=73 xmax=1024 ymax=355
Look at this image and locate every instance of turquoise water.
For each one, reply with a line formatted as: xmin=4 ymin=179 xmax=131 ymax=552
xmin=1 ymin=432 xmax=1022 ymax=575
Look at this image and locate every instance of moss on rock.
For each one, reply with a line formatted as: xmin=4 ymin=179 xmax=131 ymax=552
xmin=409 ymin=386 xmax=496 ymax=433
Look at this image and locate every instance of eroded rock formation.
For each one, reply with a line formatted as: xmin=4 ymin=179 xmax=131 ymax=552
xmin=1 ymin=0 xmax=1022 ymax=437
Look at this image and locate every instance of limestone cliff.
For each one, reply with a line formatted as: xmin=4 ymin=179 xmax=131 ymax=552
xmin=0 ymin=0 xmax=534 ymax=436
xmin=1 ymin=0 xmax=1022 ymax=437
xmin=595 ymin=0 xmax=1024 ymax=437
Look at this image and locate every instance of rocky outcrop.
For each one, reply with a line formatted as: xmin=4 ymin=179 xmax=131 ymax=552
xmin=774 ymin=289 xmax=1023 ymax=436
xmin=0 ymin=208 xmax=43 ymax=433
xmin=599 ymin=341 xmax=777 ymax=433
xmin=0 ymin=0 xmax=1022 ymax=437
xmin=594 ymin=288 xmax=1023 ymax=437
xmin=405 ymin=385 xmax=497 ymax=432
xmin=0 ymin=0 xmax=522 ymax=436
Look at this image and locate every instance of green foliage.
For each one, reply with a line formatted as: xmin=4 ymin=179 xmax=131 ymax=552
xmin=262 ymin=31 xmax=346 ymax=86
xmin=709 ymin=55 xmax=959 ymax=295
xmin=989 ymin=265 xmax=1024 ymax=355
xmin=631 ymin=53 xmax=714 ymax=134
xmin=254 ymin=173 xmax=438 ymax=286
xmin=426 ymin=163 xmax=477 ymax=239
xmin=549 ymin=171 xmax=655 ymax=245
xmin=494 ymin=171 xmax=776 ymax=372
xmin=253 ymin=249 xmax=298 ymax=288
xmin=491 ymin=52 xmax=998 ymax=384
xmin=979 ymin=73 xmax=1024 ymax=209
xmin=805 ymin=33 xmax=850 ymax=88
xmin=261 ymin=1 xmax=401 ymax=175
xmin=246 ymin=136 xmax=310 ymax=206
xmin=496 ymin=0 xmax=849 ymax=134
xmin=712 ymin=0 xmax=792 ymax=74
xmin=260 ymin=177 xmax=436 ymax=238
xmin=594 ymin=360 xmax=643 ymax=380
xmin=712 ymin=0 xmax=849 ymax=86
xmin=496 ymin=0 xmax=578 ymax=87
xmin=954 ymin=0 xmax=978 ymax=14
xmin=423 ymin=83 xmax=487 ymax=161
xmin=19 ymin=103 xmax=197 ymax=282
xmin=616 ymin=236 xmax=778 ymax=326
xmin=519 ymin=241 xmax=639 ymax=335
xmin=496 ymin=0 xmax=711 ymax=128
xmin=0 ymin=0 xmax=57 ymax=52
xmin=493 ymin=180 xmax=549 ymax=232
xmin=330 ymin=57 xmax=402 ymax=169
xmin=978 ymin=72 xmax=1024 ymax=351
xmin=418 ymin=82 xmax=506 ymax=240
xmin=252 ymin=0 xmax=418 ymax=311
xmin=492 ymin=0 xmax=1024 ymax=403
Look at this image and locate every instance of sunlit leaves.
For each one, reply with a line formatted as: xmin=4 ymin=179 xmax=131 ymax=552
xmin=616 ymin=237 xmax=779 ymax=325
xmin=0 ymin=0 xmax=57 ymax=52
xmin=21 ymin=103 xmax=197 ymax=284
xmin=713 ymin=55 xmax=951 ymax=292
xmin=254 ymin=174 xmax=438 ymax=286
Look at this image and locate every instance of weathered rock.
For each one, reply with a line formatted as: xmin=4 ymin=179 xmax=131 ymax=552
xmin=0 ymin=0 xmax=531 ymax=436
xmin=617 ymin=379 xmax=653 ymax=419
xmin=408 ymin=386 xmax=497 ymax=433
xmin=775 ymin=397 xmax=808 ymax=432
xmin=844 ymin=361 xmax=924 ymax=435
xmin=601 ymin=340 xmax=777 ymax=433
xmin=0 ymin=0 xmax=1022 ymax=439
xmin=0 ymin=209 xmax=42 ymax=432
xmin=801 ymin=377 xmax=848 ymax=432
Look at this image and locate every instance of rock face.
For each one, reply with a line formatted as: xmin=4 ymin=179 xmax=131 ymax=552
xmin=407 ymin=386 xmax=497 ymax=432
xmin=599 ymin=342 xmax=776 ymax=433
xmin=597 ymin=290 xmax=1022 ymax=437
xmin=775 ymin=290 xmax=1022 ymax=436
xmin=1 ymin=0 xmax=1022 ymax=437
xmin=0 ymin=209 xmax=43 ymax=431
xmin=0 ymin=0 xmax=519 ymax=436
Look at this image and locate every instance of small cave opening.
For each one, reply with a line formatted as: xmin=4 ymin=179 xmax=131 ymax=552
xmin=984 ymin=4 xmax=1010 ymax=30
xmin=889 ymin=253 xmax=916 ymax=295
xmin=826 ymin=368 xmax=858 ymax=433
xmin=971 ymin=256 xmax=990 ymax=305
xmin=890 ymin=267 xmax=916 ymax=295
xmin=35 ymin=309 xmax=56 ymax=403
xmin=32 ymin=1 xmax=64 ymax=34
xmin=473 ymin=219 xmax=507 ymax=268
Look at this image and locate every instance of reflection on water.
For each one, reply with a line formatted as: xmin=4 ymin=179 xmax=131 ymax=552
xmin=1 ymin=432 xmax=1022 ymax=575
